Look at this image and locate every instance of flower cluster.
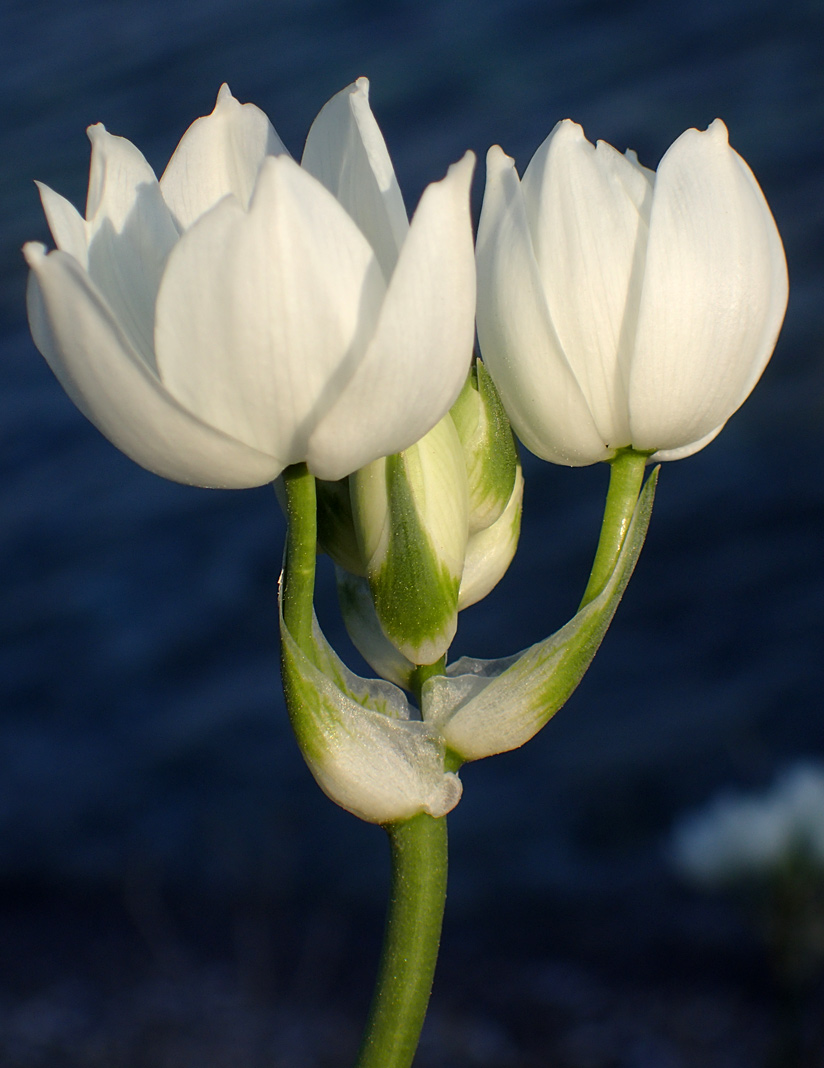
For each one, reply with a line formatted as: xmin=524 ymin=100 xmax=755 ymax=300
xmin=25 ymin=81 xmax=788 ymax=825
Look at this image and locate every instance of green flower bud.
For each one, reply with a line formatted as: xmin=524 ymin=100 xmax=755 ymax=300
xmin=449 ymin=358 xmax=519 ymax=534
xmin=336 ymin=567 xmax=417 ymax=690
xmin=315 ymin=476 xmax=365 ymax=576
xmin=351 ymin=414 xmax=469 ymax=666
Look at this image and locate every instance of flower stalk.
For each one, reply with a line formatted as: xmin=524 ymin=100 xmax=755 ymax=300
xmin=580 ymin=448 xmax=651 ymax=608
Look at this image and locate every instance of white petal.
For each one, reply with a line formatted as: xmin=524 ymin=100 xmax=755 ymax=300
xmin=155 ymin=155 xmax=385 ymax=471
xmin=476 ymin=146 xmax=608 ymax=466
xmin=650 ymin=422 xmax=724 ymax=462
xmin=159 ymin=84 xmax=288 ymax=230
xmin=458 ymin=465 xmax=523 ymax=609
xmin=521 ymin=120 xmax=653 ymax=445
xmin=302 ymin=77 xmax=408 ymax=280
xmin=85 ymin=123 xmax=159 ymax=228
xmin=35 ymin=182 xmax=88 ymax=267
xmin=84 ymin=125 xmax=180 ymax=370
xmin=307 ymin=153 xmax=476 ymax=480
xmin=24 ymin=243 xmax=281 ymax=488
xmin=629 ymin=120 xmax=788 ymax=452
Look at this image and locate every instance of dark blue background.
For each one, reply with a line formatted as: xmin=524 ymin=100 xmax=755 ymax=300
xmin=1 ymin=0 xmax=823 ymax=1059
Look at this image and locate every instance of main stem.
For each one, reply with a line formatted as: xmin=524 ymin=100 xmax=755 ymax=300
xmin=579 ymin=448 xmax=650 ymax=609
xmin=354 ymin=661 xmax=449 ymax=1068
xmin=280 ymin=464 xmax=449 ymax=1068
xmin=354 ymin=812 xmax=448 ymax=1068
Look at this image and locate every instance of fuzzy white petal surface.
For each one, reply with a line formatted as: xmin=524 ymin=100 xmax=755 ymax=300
xmin=25 ymin=244 xmax=281 ymax=487
xmin=280 ymin=605 xmax=462 ymax=823
xmin=160 ymin=83 xmax=288 ymax=230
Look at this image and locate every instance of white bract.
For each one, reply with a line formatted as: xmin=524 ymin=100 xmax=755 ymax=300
xmin=279 ymin=591 xmax=462 ymax=824
xmin=25 ymin=80 xmax=476 ymax=488
xmin=476 ymin=119 xmax=788 ymax=465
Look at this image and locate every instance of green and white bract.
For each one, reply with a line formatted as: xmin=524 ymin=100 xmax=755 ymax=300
xmin=279 ymin=588 xmax=462 ymax=825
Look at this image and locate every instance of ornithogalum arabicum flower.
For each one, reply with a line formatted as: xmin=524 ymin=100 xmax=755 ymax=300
xmin=476 ymin=119 xmax=788 ymax=466
xmin=24 ymin=80 xmax=476 ymax=488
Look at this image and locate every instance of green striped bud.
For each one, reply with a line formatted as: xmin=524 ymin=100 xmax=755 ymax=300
xmin=351 ymin=414 xmax=469 ymax=666
xmin=449 ymin=358 xmax=519 ymax=534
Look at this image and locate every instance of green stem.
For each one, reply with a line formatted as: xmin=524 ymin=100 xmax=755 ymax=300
xmin=280 ymin=463 xmax=317 ymax=655
xmin=280 ymin=464 xmax=449 ymax=1068
xmin=409 ymin=656 xmax=447 ymax=704
xmin=579 ymin=448 xmax=650 ymax=609
xmin=354 ymin=658 xmax=450 ymax=1068
xmin=354 ymin=812 xmax=449 ymax=1068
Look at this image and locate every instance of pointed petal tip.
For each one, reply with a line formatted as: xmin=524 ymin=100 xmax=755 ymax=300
xmin=485 ymin=145 xmax=516 ymax=180
xmin=554 ymin=117 xmax=587 ymax=142
xmin=216 ymin=83 xmax=235 ymax=105
xmin=354 ymin=75 xmax=370 ymax=94
xmin=446 ymin=149 xmax=476 ymax=185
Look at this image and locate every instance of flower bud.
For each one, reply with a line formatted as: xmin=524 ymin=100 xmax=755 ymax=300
xmin=315 ymin=476 xmax=365 ymax=577
xmin=459 ymin=464 xmax=523 ymax=610
xmin=449 ymin=359 xmax=519 ymax=533
xmin=351 ymin=414 xmax=469 ymax=666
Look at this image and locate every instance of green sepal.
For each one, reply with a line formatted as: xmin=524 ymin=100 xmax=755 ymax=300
xmin=422 ymin=468 xmax=657 ymax=761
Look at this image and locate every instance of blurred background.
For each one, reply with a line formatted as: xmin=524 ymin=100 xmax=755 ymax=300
xmin=2 ymin=0 xmax=823 ymax=1063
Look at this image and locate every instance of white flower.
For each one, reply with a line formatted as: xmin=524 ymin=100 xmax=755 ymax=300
xmin=476 ymin=119 xmax=788 ymax=466
xmin=671 ymin=764 xmax=824 ymax=887
xmin=25 ymin=80 xmax=476 ymax=488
